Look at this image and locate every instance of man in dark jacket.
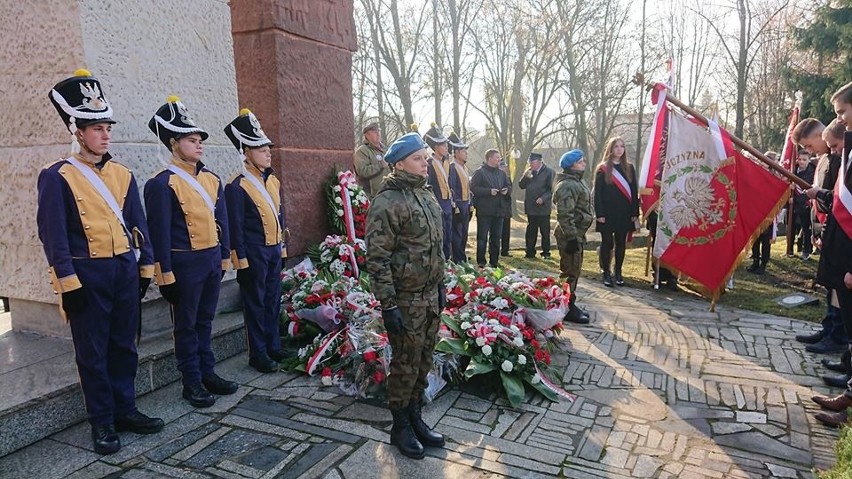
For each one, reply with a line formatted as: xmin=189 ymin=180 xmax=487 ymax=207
xmin=519 ymin=152 xmax=554 ymax=258
xmin=470 ymin=149 xmax=512 ymax=267
xmin=792 ymin=149 xmax=816 ymax=260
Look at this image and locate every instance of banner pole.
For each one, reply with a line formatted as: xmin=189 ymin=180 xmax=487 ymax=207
xmin=632 ymin=74 xmax=811 ymax=190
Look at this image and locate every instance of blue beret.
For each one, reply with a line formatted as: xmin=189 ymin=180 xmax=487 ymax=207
xmin=559 ymin=149 xmax=585 ymax=170
xmin=384 ymin=132 xmax=427 ymax=165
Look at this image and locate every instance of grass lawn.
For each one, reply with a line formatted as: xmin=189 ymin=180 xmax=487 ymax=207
xmin=494 ymin=237 xmax=825 ymax=323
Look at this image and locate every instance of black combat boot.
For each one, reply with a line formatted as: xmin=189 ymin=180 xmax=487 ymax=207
xmin=564 ymin=301 xmax=590 ymax=324
xmin=390 ymin=407 xmax=425 ymax=459
xmin=408 ymin=402 xmax=445 ymax=447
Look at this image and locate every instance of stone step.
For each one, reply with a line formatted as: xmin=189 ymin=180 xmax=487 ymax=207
xmin=0 ymin=289 xmax=248 ymax=457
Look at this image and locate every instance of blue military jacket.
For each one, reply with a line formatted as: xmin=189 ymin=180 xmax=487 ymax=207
xmin=143 ymin=158 xmax=230 ymax=285
xmin=224 ymin=162 xmax=287 ymax=269
xmin=36 ymin=154 xmax=155 ymax=293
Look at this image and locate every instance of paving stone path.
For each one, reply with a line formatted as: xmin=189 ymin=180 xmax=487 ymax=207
xmin=0 ymin=281 xmax=840 ymax=478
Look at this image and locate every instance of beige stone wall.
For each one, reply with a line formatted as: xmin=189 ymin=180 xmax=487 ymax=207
xmin=0 ymin=0 xmax=240 ymax=334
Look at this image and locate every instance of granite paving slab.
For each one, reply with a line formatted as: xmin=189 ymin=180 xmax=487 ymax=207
xmin=0 ymin=280 xmax=840 ymax=478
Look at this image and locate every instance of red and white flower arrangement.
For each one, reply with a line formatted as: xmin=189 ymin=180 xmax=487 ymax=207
xmin=325 ymin=170 xmax=370 ymax=239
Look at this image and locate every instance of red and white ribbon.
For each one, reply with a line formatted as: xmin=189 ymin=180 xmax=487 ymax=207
xmin=534 ymin=362 xmax=577 ymax=402
xmin=306 ymin=327 xmax=347 ymax=376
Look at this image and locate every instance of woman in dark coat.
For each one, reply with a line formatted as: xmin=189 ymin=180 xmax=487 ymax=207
xmin=594 ymin=137 xmax=639 ymax=286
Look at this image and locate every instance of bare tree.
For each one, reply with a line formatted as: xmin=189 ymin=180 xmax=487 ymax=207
xmin=443 ymin=0 xmax=485 ymax=135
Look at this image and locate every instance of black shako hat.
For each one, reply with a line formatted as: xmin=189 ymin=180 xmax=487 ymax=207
xmin=224 ymin=108 xmax=273 ymax=153
xmin=423 ymin=122 xmax=449 ymax=149
xmin=49 ymin=68 xmax=116 ymax=133
xmin=148 ymin=95 xmax=209 ymax=149
xmin=448 ymin=131 xmax=468 ymax=154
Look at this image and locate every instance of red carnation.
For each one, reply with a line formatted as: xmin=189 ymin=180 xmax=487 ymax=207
xmin=363 ymin=350 xmax=378 ymax=362
xmin=321 ymin=367 xmax=332 ymax=377
xmin=372 ymin=371 xmax=386 ymax=383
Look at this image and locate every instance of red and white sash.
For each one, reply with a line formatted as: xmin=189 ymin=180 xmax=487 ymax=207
xmin=833 ymin=150 xmax=852 ymax=239
xmin=611 ymin=165 xmax=632 ymax=203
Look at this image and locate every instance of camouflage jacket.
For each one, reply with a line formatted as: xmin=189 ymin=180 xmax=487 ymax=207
xmin=353 ymin=142 xmax=388 ymax=197
xmin=365 ymin=170 xmax=446 ymax=308
xmin=552 ymin=170 xmax=593 ymax=243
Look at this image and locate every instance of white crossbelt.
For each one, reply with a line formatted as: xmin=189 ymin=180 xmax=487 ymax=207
xmin=242 ymin=167 xmax=280 ymax=231
xmin=66 ymin=156 xmax=141 ymax=260
xmin=167 ymin=164 xmax=216 ymax=214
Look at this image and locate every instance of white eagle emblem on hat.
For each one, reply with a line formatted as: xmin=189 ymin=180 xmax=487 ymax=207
xmin=79 ymin=82 xmax=106 ymax=111
xmin=176 ymin=101 xmax=198 ymax=126
xmin=248 ymin=112 xmax=266 ymax=138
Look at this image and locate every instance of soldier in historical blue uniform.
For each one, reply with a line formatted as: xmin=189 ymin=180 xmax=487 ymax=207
xmin=447 ymin=131 xmax=471 ymax=263
xmin=38 ymin=69 xmax=164 ymax=454
xmin=224 ymin=109 xmax=290 ymax=373
xmin=144 ymin=96 xmax=238 ymax=408
xmin=423 ymin=123 xmax=454 ymax=259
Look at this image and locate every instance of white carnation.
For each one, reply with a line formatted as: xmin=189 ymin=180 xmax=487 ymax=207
xmin=513 ymin=337 xmax=524 ymax=347
xmin=333 ymin=185 xmax=342 ymax=192
xmin=481 ymin=345 xmax=492 ymax=356
xmin=460 ymin=321 xmax=472 ymax=330
xmin=517 ymin=355 xmax=527 ymax=365
xmin=475 ymin=336 xmax=487 ymax=347
xmin=501 ymin=360 xmax=513 ymax=372
xmin=531 ymin=373 xmax=541 ymax=384
xmin=334 ymin=196 xmax=343 ymax=204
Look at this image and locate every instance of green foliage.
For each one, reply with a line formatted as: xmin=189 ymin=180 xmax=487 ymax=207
xmin=818 ymin=426 xmax=852 ymax=479
xmin=790 ymin=1 xmax=852 ymax=120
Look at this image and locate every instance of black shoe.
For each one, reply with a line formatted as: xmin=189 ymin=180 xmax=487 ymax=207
xmin=268 ymin=350 xmax=290 ymax=362
xmin=564 ymin=304 xmax=591 ymax=324
xmin=666 ymin=280 xmax=681 ymax=292
xmin=477 ymin=263 xmax=486 ymax=268
xmin=249 ymin=355 xmax=279 ymax=373
xmin=541 ymin=253 xmax=552 ymax=259
xmin=524 ymin=253 xmax=536 ymax=258
xmin=91 ymin=423 xmax=120 ymax=455
xmin=797 ymin=329 xmax=827 ymax=344
xmin=390 ymin=407 xmax=425 ymax=459
xmin=614 ymin=273 xmax=625 ymax=286
xmin=115 ymin=411 xmax=164 ymax=435
xmin=602 ymin=271 xmax=613 ymax=287
xmin=822 ymin=374 xmax=852 ymax=389
xmin=755 ymin=264 xmax=766 ymax=275
xmin=500 ymin=252 xmax=512 ymax=257
xmin=489 ymin=263 xmax=499 ymax=268
xmin=746 ymin=262 xmax=759 ymax=273
xmin=408 ymin=403 xmax=445 ymax=447
xmin=823 ymin=359 xmax=849 ymax=373
xmin=202 ymin=373 xmax=239 ymax=395
xmin=807 ymin=337 xmax=848 ymax=354
xmin=182 ymin=383 xmax=216 ymax=408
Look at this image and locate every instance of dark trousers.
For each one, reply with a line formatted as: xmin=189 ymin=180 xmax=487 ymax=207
xmin=822 ymin=289 xmax=847 ymax=343
xmin=751 ymin=228 xmax=771 ymax=264
xmin=171 ymin=247 xmax=221 ymax=387
xmin=451 ymin=202 xmax=470 ymax=263
xmin=438 ymin=199 xmax=453 ymax=260
xmin=477 ymin=215 xmax=503 ymax=266
xmin=599 ymin=230 xmax=628 ymax=274
xmin=793 ymin=208 xmax=813 ymax=255
xmin=525 ymin=214 xmax=551 ymax=256
xmin=500 ymin=217 xmax=511 ymax=255
xmin=240 ymin=245 xmax=283 ymax=360
xmin=836 ymin=288 xmax=852 ymax=396
xmin=67 ymin=253 xmax=139 ymax=426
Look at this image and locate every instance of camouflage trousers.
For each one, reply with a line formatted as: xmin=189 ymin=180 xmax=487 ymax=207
xmin=387 ymin=292 xmax=441 ymax=410
xmin=557 ymin=240 xmax=583 ymax=301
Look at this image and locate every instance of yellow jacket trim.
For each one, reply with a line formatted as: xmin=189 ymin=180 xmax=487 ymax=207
xmin=154 ymin=262 xmax=176 ymax=285
xmin=168 ymin=159 xmax=221 ymax=251
xmin=139 ymin=264 xmax=154 ymax=279
xmin=221 ymin=259 xmax=231 ymax=271
xmin=230 ymin=250 xmax=249 ymax=269
xmin=59 ymin=158 xmax=133 ymax=258
xmin=452 ymin=161 xmax=471 ymax=201
xmin=431 ymin=156 xmax=452 ymax=200
xmin=49 ymin=268 xmax=82 ymax=293
xmin=241 ymin=164 xmax=282 ymax=246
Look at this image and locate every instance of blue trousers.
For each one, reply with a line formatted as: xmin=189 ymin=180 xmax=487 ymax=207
xmin=437 ymin=198 xmax=453 ymax=260
xmin=451 ymin=202 xmax=470 ymax=263
xmin=171 ymin=247 xmax=220 ymax=386
xmin=67 ymin=253 xmax=139 ymax=426
xmin=240 ymin=245 xmax=283 ymax=359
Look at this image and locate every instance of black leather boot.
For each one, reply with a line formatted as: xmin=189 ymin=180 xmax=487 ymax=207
xmin=408 ymin=402 xmax=445 ymax=447
xmin=796 ymin=329 xmax=827 ymax=344
xmin=390 ymin=407 xmax=425 ymax=459
xmin=746 ymin=259 xmax=759 ymax=273
xmin=822 ymin=349 xmax=852 ymax=373
xmin=564 ymin=302 xmax=591 ymax=324
xmin=91 ymin=423 xmax=121 ymax=455
xmin=115 ymin=410 xmax=165 ymax=434
xmin=602 ymin=271 xmax=613 ymax=287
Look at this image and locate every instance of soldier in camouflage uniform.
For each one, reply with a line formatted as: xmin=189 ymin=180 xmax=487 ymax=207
xmin=553 ymin=150 xmax=593 ymax=324
xmin=365 ymin=132 xmax=447 ymax=459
